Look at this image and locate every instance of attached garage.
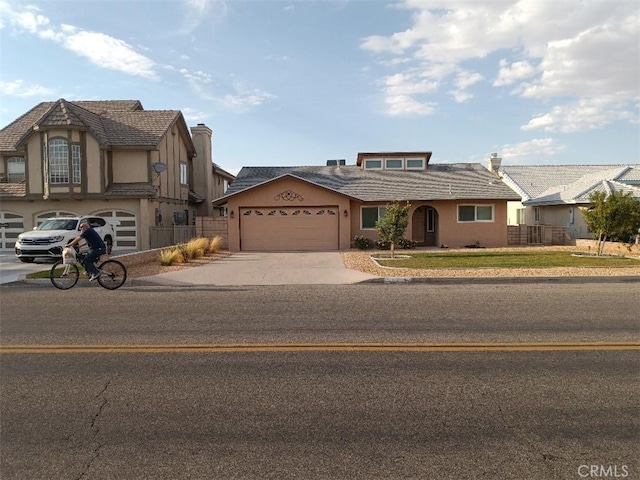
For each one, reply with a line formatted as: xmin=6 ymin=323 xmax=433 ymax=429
xmin=240 ymin=206 xmax=339 ymax=251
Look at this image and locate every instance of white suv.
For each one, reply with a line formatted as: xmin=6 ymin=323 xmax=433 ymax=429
xmin=15 ymin=216 xmax=115 ymax=263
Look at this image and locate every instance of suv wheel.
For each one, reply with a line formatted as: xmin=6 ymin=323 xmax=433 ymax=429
xmin=19 ymin=257 xmax=35 ymax=263
xmin=104 ymin=236 xmax=113 ymax=255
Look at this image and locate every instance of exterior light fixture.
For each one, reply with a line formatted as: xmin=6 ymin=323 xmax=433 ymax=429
xmin=343 ymin=209 xmax=348 ymax=217
xmin=230 ymin=210 xmax=235 ymax=219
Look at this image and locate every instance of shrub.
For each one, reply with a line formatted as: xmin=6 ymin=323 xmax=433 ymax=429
xmin=160 ymin=247 xmax=185 ymax=266
xmin=352 ymin=235 xmax=373 ymax=250
xmin=185 ymin=237 xmax=209 ymax=259
xmin=209 ymin=235 xmax=223 ymax=253
xmin=375 ymin=238 xmax=417 ymax=250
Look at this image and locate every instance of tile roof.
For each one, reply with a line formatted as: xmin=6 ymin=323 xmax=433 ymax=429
xmin=214 ymin=163 xmax=520 ymax=204
xmin=499 ymin=165 xmax=636 ymax=200
xmin=104 ymin=183 xmax=157 ymax=197
xmin=500 ymin=165 xmax=640 ymax=205
xmin=0 ymin=182 xmax=26 ymax=198
xmin=0 ymin=99 xmax=193 ymax=154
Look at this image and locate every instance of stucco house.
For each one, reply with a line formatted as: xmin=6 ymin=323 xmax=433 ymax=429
xmin=213 ymin=152 xmax=520 ymax=252
xmin=0 ymin=99 xmax=233 ymax=252
xmin=491 ymin=159 xmax=640 ymax=239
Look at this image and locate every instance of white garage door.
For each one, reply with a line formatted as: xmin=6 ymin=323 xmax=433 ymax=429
xmin=240 ymin=206 xmax=339 ymax=251
xmin=94 ymin=210 xmax=138 ymax=249
xmin=0 ymin=212 xmax=25 ymax=251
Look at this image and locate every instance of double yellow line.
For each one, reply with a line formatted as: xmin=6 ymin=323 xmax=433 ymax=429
xmin=1 ymin=342 xmax=638 ymax=354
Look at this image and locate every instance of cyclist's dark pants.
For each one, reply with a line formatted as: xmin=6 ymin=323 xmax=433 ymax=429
xmin=83 ymin=248 xmax=106 ymax=276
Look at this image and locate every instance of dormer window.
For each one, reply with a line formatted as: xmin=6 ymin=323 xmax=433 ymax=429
xmin=406 ymin=158 xmax=425 ymax=170
xmin=385 ymin=158 xmax=403 ymax=169
xmin=364 ymin=159 xmax=382 ymax=169
xmin=360 ymin=154 xmax=428 ymax=171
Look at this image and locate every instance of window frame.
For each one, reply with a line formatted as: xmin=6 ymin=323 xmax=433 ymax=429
xmin=405 ymin=157 xmax=425 ymax=170
xmin=7 ymin=157 xmax=25 ymax=183
xmin=457 ymin=204 xmax=495 ymax=223
xmin=361 ymin=205 xmax=387 ymax=229
xmin=364 ymin=159 xmax=383 ymax=170
xmin=180 ymin=162 xmax=188 ymax=185
xmin=48 ymin=137 xmax=81 ymax=185
xmin=385 ymin=158 xmax=404 ymax=169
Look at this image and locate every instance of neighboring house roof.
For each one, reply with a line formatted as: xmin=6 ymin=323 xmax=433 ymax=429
xmin=104 ymin=183 xmax=158 ymax=197
xmin=212 ymin=163 xmax=235 ymax=180
xmin=213 ymin=163 xmax=520 ymax=205
xmin=499 ymin=165 xmax=640 ymax=206
xmin=0 ymin=99 xmax=195 ymax=155
xmin=499 ymin=165 xmax=637 ymax=201
xmin=0 ymin=182 xmax=26 ymax=198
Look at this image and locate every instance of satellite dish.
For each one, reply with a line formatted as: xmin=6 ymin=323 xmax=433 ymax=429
xmin=151 ymin=162 xmax=168 ymax=174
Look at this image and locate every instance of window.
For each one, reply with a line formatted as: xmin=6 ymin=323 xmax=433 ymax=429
xmin=426 ymin=208 xmax=435 ymax=232
xmin=48 ymin=138 xmax=81 ymax=184
xmin=7 ymin=157 xmax=25 ymax=182
xmin=406 ymin=158 xmax=425 ymax=170
xmin=180 ymin=163 xmax=188 ymax=185
xmin=534 ymin=207 xmax=540 ymax=223
xmin=385 ymin=158 xmax=403 ymax=169
xmin=361 ymin=206 xmax=386 ymax=229
xmin=457 ymin=205 xmax=494 ymax=222
xmin=516 ymin=208 xmax=525 ymax=225
xmin=364 ymin=159 xmax=382 ymax=169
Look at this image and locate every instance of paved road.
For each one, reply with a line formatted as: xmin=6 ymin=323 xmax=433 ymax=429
xmin=1 ymin=283 xmax=638 ymax=479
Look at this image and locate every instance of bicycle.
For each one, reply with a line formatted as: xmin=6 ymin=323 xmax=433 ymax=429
xmin=50 ymin=248 xmax=127 ymax=290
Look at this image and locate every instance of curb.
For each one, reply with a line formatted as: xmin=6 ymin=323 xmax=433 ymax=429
xmin=363 ymin=276 xmax=640 ymax=285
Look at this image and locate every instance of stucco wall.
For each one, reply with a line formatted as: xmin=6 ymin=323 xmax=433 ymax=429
xmin=225 ymin=177 xmax=351 ymax=251
xmin=113 ymin=151 xmax=147 ymax=183
xmin=350 ymin=200 xmax=509 ymax=248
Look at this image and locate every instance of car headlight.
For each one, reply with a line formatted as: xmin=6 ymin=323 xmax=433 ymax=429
xmin=50 ymin=235 xmax=65 ymax=242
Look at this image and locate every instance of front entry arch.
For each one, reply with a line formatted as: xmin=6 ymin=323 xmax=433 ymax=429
xmin=412 ymin=206 xmax=438 ymax=246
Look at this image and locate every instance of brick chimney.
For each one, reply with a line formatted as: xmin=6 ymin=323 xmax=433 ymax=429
xmin=190 ymin=123 xmax=213 ymax=216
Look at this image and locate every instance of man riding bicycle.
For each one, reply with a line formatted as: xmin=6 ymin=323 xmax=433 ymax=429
xmin=67 ymin=221 xmax=106 ymax=281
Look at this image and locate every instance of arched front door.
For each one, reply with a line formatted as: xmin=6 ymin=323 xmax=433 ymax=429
xmin=412 ymin=206 xmax=438 ymax=246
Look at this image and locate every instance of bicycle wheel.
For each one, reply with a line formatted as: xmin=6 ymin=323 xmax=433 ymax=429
xmin=50 ymin=260 xmax=80 ymax=290
xmin=96 ymin=260 xmax=127 ymax=290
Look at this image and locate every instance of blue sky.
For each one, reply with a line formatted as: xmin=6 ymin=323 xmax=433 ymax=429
xmin=1 ymin=0 xmax=638 ymax=175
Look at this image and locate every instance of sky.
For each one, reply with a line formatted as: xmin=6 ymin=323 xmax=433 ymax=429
xmin=0 ymin=0 xmax=638 ymax=175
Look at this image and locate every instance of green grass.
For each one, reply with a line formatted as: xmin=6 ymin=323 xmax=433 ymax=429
xmin=374 ymin=251 xmax=640 ymax=269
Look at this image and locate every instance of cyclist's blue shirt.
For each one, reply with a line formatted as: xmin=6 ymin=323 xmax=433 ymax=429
xmin=81 ymin=228 xmax=105 ymax=250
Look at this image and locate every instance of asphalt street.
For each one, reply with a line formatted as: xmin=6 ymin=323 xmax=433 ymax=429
xmin=1 ymin=282 xmax=638 ymax=479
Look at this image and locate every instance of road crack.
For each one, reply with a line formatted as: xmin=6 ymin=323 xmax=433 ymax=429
xmin=76 ymin=379 xmax=111 ymax=480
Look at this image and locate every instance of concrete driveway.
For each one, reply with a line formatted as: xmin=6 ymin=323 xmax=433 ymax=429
xmin=137 ymin=252 xmax=378 ymax=286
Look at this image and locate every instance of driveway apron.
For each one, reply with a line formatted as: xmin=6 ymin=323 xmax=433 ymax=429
xmin=137 ymin=252 xmax=378 ymax=286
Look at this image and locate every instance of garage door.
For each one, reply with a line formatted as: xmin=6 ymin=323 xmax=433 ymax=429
xmin=94 ymin=210 xmax=138 ymax=249
xmin=240 ymin=206 xmax=339 ymax=251
xmin=0 ymin=212 xmax=25 ymax=251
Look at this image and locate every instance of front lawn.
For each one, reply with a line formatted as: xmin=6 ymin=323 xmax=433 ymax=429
xmin=374 ymin=251 xmax=640 ymax=269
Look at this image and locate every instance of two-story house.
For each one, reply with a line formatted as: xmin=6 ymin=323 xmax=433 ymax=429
xmin=0 ymin=99 xmax=233 ymax=251
xmin=213 ymin=152 xmax=520 ymax=252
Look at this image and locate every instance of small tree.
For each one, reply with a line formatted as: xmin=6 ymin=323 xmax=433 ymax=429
xmin=582 ymin=191 xmax=640 ymax=255
xmin=375 ymin=201 xmax=411 ymax=258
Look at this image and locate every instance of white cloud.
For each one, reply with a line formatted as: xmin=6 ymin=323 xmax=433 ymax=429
xmin=0 ymin=79 xmax=54 ymax=97
xmin=522 ymin=97 xmax=639 ymax=133
xmin=62 ymin=30 xmax=158 ymax=79
xmin=0 ymin=1 xmax=159 ymax=79
xmin=386 ymin=95 xmax=435 ymax=116
xmin=361 ymin=0 xmax=639 ymax=130
xmin=501 ymin=138 xmax=565 ymax=160
xmin=494 ymin=60 xmax=537 ymax=87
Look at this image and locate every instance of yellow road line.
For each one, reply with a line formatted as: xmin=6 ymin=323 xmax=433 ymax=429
xmin=0 ymin=342 xmax=639 ymax=354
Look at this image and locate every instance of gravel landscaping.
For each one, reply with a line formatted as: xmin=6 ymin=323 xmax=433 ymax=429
xmin=123 ymin=246 xmax=640 ymax=279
